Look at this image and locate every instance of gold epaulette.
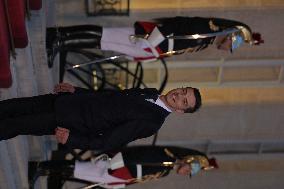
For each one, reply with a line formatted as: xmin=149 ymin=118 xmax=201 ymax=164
xmin=209 ymin=20 xmax=219 ymax=31
xmin=164 ymin=148 xmax=214 ymax=170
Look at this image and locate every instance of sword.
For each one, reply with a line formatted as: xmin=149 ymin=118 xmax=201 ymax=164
xmin=67 ymin=54 xmax=125 ymax=70
xmin=130 ymin=28 xmax=239 ymax=40
xmin=166 ymin=28 xmax=239 ymax=39
xmin=80 ymin=183 xmax=104 ymax=189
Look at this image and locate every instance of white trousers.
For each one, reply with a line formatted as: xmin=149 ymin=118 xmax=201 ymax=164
xmin=74 ymin=159 xmax=126 ymax=188
xmin=101 ymin=27 xmax=153 ymax=59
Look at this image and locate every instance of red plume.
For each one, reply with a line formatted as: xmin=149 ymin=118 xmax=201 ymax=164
xmin=252 ymin=32 xmax=264 ymax=45
xmin=208 ymin=158 xmax=219 ymax=169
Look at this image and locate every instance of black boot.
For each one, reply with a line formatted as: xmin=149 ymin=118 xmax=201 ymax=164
xmin=46 ymin=25 xmax=103 ymax=68
xmin=28 ymin=160 xmax=75 ymax=189
xmin=28 ymin=161 xmax=54 ymax=188
xmin=28 ymin=161 xmax=41 ymax=189
xmin=46 ymin=28 xmax=63 ymax=68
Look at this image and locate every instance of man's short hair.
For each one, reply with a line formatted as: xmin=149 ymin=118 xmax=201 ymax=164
xmin=185 ymin=87 xmax=202 ymax=113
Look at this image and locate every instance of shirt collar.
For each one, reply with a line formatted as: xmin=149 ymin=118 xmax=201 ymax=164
xmin=155 ymin=96 xmax=172 ymax=112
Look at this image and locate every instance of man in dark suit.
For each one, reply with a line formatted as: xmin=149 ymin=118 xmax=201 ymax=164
xmin=47 ymin=16 xmax=262 ymax=66
xmin=28 ymin=145 xmax=218 ymax=189
xmin=0 ymin=83 xmax=201 ymax=151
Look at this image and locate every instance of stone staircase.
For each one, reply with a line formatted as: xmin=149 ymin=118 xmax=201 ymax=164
xmin=0 ymin=1 xmax=58 ymax=188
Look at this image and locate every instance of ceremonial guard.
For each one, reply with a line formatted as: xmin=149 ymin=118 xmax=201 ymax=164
xmin=28 ymin=146 xmax=218 ymax=189
xmin=46 ymin=16 xmax=263 ymax=67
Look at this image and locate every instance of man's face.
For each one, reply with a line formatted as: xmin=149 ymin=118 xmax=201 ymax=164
xmin=164 ymin=88 xmax=196 ymax=113
xmin=177 ymin=164 xmax=191 ymax=175
xmin=216 ymin=35 xmax=232 ymax=51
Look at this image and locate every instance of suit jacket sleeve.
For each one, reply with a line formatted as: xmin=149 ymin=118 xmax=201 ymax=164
xmin=122 ymin=88 xmax=159 ymax=96
xmin=65 ymin=120 xmax=159 ymax=151
xmin=74 ymin=87 xmax=122 ymax=96
xmin=74 ymin=87 xmax=95 ymax=94
xmin=73 ymin=87 xmax=159 ymax=96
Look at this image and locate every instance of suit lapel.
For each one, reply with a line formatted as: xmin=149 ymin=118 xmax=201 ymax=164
xmin=136 ymin=97 xmax=170 ymax=120
xmin=122 ymin=88 xmax=170 ymax=120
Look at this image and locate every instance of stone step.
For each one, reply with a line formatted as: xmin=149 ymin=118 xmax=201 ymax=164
xmin=0 ymin=0 xmax=57 ymax=188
